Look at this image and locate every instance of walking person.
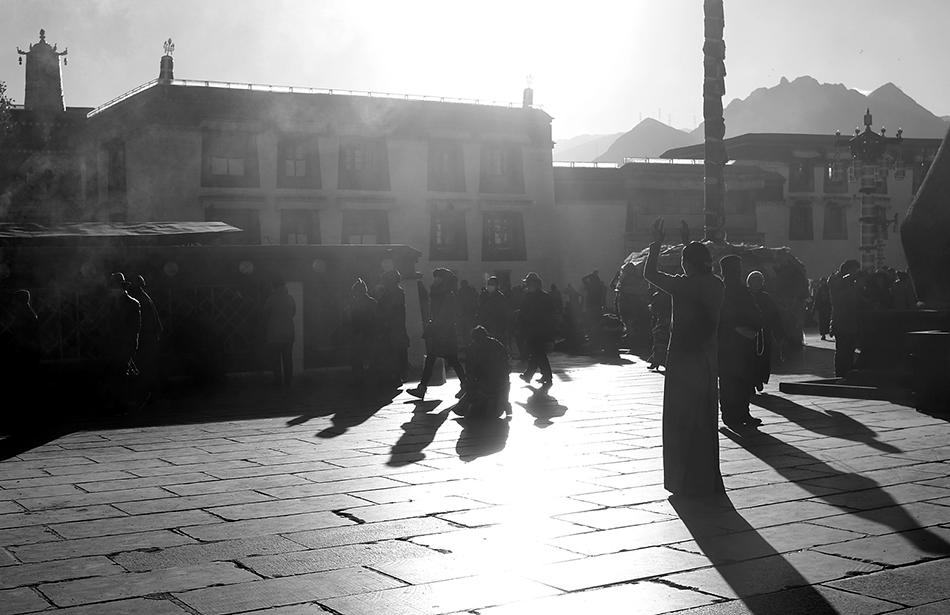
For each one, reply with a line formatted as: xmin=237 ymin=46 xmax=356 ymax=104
xmin=518 ymin=272 xmax=556 ymax=386
xmin=263 ymin=278 xmax=296 ymax=387
xmin=476 ymin=276 xmax=510 ymax=347
xmin=718 ymin=255 xmax=764 ymax=430
xmin=129 ymin=275 xmax=163 ymax=399
xmin=375 ymin=270 xmax=409 ymax=387
xmin=105 ymin=273 xmax=141 ymax=413
xmin=813 ymin=277 xmax=832 ymax=340
xmin=408 ymin=268 xmax=466 ymax=400
xmin=346 ymin=278 xmax=379 ymax=387
xmin=643 ymin=219 xmax=725 ymax=497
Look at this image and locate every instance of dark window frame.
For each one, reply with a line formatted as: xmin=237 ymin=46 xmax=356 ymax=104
xmin=201 ymin=130 xmax=260 ymax=188
xmin=788 ymin=159 xmax=815 ymax=193
xmin=789 ymin=202 xmax=814 ymax=240
xmin=338 ymin=138 xmax=391 ymax=191
xmin=341 ymin=209 xmax=390 ymax=244
xmin=479 ymin=143 xmax=525 ymax=194
xmin=482 ymin=211 xmax=527 ymax=261
xmin=277 ymin=135 xmax=321 ymax=189
xmin=427 ymin=140 xmax=466 ymax=192
xmin=430 ymin=209 xmax=468 ymax=260
xmin=822 ymin=201 xmax=848 ymax=240
xmin=280 ymin=209 xmax=321 ymax=245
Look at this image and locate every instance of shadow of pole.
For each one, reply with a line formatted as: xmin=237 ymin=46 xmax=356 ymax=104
xmin=751 ymin=393 xmax=901 ymax=453
xmin=723 ymin=428 xmax=950 ymax=558
xmin=671 ymin=495 xmax=841 ymax=613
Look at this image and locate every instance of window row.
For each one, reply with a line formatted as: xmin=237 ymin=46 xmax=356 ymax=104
xmin=205 ymin=207 xmax=527 ymax=261
xmin=200 ymin=131 xmax=525 ymax=194
xmin=788 ymin=201 xmax=848 ymax=241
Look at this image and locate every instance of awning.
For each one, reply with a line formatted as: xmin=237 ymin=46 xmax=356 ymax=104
xmin=0 ymin=221 xmax=242 ymax=245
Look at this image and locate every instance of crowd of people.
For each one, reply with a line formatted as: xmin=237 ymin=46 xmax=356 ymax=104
xmin=806 ymin=261 xmax=917 ymax=376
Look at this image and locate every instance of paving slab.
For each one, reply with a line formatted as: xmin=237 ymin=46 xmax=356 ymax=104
xmin=826 ymin=558 xmax=950 ymax=606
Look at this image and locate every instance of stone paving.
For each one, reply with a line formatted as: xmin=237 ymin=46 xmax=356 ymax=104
xmin=1 ymin=336 xmax=949 ymax=614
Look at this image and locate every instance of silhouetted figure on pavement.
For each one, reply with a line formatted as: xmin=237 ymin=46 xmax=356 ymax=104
xmin=517 ymin=272 xmax=556 ymax=386
xmin=643 ymin=219 xmax=725 ymax=497
xmin=830 ymin=259 xmax=862 ymax=377
xmin=263 ymin=278 xmax=296 ymax=386
xmin=582 ymin=270 xmax=607 ymax=350
xmin=105 ymin=273 xmax=141 ymax=412
xmin=346 ymin=278 xmax=379 ymax=387
xmin=476 ymin=276 xmax=510 ymax=347
xmin=457 ymin=326 xmax=510 ymax=419
xmin=129 ymin=275 xmax=163 ymax=398
xmin=409 ymin=268 xmax=466 ymax=400
xmin=457 ymin=280 xmax=477 ymax=346
xmin=647 ymin=288 xmax=671 ymax=370
xmin=891 ymin=270 xmax=917 ymax=310
xmin=813 ymin=277 xmax=832 ymax=340
xmin=747 ymin=270 xmax=781 ymax=393
xmin=718 ymin=255 xmax=763 ymax=430
xmin=375 ymin=270 xmax=409 ymax=387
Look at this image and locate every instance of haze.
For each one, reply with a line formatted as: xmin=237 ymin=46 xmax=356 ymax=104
xmin=5 ymin=0 xmax=950 ymax=139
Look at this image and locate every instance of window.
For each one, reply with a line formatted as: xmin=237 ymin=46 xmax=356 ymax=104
xmin=202 ymin=130 xmax=259 ymax=188
xmin=823 ymin=201 xmax=848 ymax=240
xmin=430 ymin=209 xmax=468 ymax=260
xmin=206 ymin=207 xmax=261 ymax=244
xmin=482 ymin=211 xmax=527 ymax=261
xmin=788 ymin=202 xmax=813 ymax=240
xmin=338 ymin=138 xmax=390 ymax=191
xmin=823 ymin=160 xmax=849 ymax=194
xmin=428 ymin=141 xmax=466 ymax=192
xmin=342 ymin=210 xmax=389 ymax=244
xmin=913 ymin=159 xmax=932 ymax=194
xmin=281 ymin=210 xmax=320 ymax=244
xmin=479 ymin=144 xmax=524 ymax=194
xmin=278 ymin=136 xmax=320 ymax=188
xmin=788 ymin=159 xmax=815 ymax=193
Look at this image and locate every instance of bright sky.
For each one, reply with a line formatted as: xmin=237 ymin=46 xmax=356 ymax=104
xmin=4 ymin=0 xmax=950 ymax=139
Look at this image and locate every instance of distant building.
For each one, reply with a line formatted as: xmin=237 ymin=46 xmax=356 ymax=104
xmin=553 ymin=160 xmax=782 ymax=284
xmin=663 ymin=132 xmax=942 ymax=277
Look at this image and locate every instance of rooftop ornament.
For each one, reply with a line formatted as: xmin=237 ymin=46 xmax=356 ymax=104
xmin=163 ymin=38 xmax=175 ymax=57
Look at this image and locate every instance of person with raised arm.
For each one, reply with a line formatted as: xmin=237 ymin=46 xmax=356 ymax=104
xmin=642 ymin=218 xmax=725 ymax=497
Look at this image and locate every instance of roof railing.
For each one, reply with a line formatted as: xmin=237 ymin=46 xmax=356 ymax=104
xmin=552 ymin=161 xmax=621 ymax=168
xmin=88 ymin=77 xmax=530 ymax=118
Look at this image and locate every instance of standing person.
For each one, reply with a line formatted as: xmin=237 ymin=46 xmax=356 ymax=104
xmin=814 ymin=277 xmax=832 ymax=340
xmin=829 ymin=260 xmax=862 ymax=377
xmin=582 ymin=271 xmax=607 ymax=350
xmin=718 ymin=255 xmax=763 ymax=430
xmin=643 ymin=219 xmax=725 ymax=497
xmin=375 ymin=270 xmax=409 ymax=387
xmin=517 ymin=272 xmax=556 ymax=386
xmin=647 ymin=288 xmax=671 ymax=370
xmin=263 ymin=278 xmax=296 ymax=387
xmin=891 ymin=270 xmax=917 ymax=310
xmin=129 ymin=275 xmax=163 ymax=398
xmin=408 ymin=268 xmax=466 ymax=400
xmin=747 ymin=271 xmax=782 ymax=393
xmin=457 ymin=280 xmax=477 ymax=347
xmin=346 ymin=278 xmax=379 ymax=387
xmin=105 ymin=273 xmax=141 ymax=412
xmin=476 ymin=276 xmax=510 ymax=346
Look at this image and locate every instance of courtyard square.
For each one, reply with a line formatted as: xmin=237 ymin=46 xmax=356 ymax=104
xmin=1 ymin=338 xmax=949 ymax=614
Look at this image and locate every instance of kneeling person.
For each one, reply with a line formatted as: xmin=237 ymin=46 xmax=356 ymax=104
xmin=459 ymin=326 xmax=511 ymax=419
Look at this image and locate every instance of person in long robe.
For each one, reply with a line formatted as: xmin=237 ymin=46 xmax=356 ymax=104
xmin=747 ymin=270 xmax=782 ymax=393
xmin=643 ymin=219 xmax=725 ymax=497
xmin=408 ymin=268 xmax=466 ymax=400
xmin=718 ymin=255 xmax=764 ymax=430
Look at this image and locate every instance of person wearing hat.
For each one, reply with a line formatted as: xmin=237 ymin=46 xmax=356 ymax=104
xmin=718 ymin=254 xmax=764 ymax=430
xmin=129 ymin=275 xmax=163 ymax=398
xmin=105 ymin=272 xmax=142 ymax=412
xmin=375 ymin=270 xmax=409 ymax=387
xmin=476 ymin=276 xmax=510 ymax=347
xmin=643 ymin=218 xmax=725 ymax=497
xmin=408 ymin=268 xmax=466 ymax=400
xmin=517 ymin=272 xmax=556 ymax=385
xmin=747 ymin=270 xmax=783 ymax=392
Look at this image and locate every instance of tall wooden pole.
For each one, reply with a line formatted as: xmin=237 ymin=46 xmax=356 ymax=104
xmin=703 ymin=0 xmax=727 ymax=243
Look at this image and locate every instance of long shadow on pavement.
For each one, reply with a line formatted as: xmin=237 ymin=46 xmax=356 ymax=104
xmin=752 ymin=393 xmax=901 ymax=453
xmin=722 ymin=428 xmax=950 ymax=558
xmin=455 ymin=415 xmax=510 ymax=461
xmin=517 ymin=384 xmax=568 ymax=428
xmin=672 ymin=495 xmax=841 ymax=614
xmin=386 ymin=402 xmax=449 ymax=467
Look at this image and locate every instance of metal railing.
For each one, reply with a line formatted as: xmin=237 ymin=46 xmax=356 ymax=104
xmin=552 ymin=161 xmax=621 ymax=168
xmin=88 ymin=77 xmax=527 ymax=118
